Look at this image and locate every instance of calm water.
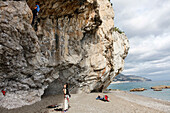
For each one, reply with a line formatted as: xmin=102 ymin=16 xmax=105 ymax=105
xmin=107 ymin=81 xmax=170 ymax=101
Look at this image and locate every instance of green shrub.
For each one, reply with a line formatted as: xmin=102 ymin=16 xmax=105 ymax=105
xmin=113 ymin=27 xmax=124 ymax=34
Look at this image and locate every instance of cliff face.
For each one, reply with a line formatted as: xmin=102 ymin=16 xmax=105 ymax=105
xmin=0 ymin=0 xmax=129 ymax=109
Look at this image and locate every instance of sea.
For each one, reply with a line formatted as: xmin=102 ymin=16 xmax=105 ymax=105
xmin=107 ymin=81 xmax=170 ymax=101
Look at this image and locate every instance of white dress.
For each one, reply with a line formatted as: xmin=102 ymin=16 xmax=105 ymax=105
xmin=64 ymin=89 xmax=69 ymax=110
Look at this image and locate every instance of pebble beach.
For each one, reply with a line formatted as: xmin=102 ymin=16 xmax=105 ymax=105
xmin=0 ymin=91 xmax=170 ymax=113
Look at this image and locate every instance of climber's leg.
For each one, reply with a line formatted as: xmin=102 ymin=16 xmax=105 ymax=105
xmin=32 ymin=9 xmax=37 ymax=25
xmin=34 ymin=21 xmax=38 ymax=31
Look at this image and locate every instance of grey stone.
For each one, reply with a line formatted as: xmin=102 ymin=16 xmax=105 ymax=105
xmin=0 ymin=0 xmax=129 ymax=109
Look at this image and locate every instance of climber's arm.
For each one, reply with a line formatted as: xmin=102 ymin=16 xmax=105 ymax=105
xmin=34 ymin=6 xmax=37 ymax=9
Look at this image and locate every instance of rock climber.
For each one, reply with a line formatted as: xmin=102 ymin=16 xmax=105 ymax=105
xmin=32 ymin=2 xmax=40 ymax=25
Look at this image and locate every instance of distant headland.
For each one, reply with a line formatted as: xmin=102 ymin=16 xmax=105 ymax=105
xmin=112 ymin=74 xmax=151 ymax=84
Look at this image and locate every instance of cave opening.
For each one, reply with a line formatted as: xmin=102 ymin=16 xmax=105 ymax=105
xmin=91 ymin=85 xmax=104 ymax=93
xmin=42 ymin=79 xmax=64 ymax=98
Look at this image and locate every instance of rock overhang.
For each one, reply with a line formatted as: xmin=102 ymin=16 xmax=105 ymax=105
xmin=0 ymin=0 xmax=129 ymax=109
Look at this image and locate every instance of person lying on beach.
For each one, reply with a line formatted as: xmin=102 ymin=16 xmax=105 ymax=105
xmin=96 ymin=94 xmax=109 ymax=102
xmin=96 ymin=94 xmax=102 ymax=100
xmin=102 ymin=95 xmax=109 ymax=102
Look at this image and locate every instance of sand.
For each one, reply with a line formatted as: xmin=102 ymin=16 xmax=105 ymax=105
xmin=0 ymin=95 xmax=64 ymax=113
xmin=67 ymin=91 xmax=169 ymax=113
xmin=0 ymin=91 xmax=170 ymax=113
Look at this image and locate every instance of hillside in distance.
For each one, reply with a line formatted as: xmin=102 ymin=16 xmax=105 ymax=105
xmin=113 ymin=74 xmax=152 ymax=82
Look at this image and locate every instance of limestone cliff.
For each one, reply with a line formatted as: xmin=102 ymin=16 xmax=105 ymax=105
xmin=0 ymin=0 xmax=129 ymax=109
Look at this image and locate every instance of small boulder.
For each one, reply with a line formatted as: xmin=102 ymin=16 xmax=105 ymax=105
xmin=165 ymin=86 xmax=170 ymax=89
xmin=130 ymin=88 xmax=147 ymax=92
xmin=151 ymin=85 xmax=170 ymax=91
xmin=153 ymin=88 xmax=162 ymax=91
xmin=151 ymin=85 xmax=166 ymax=89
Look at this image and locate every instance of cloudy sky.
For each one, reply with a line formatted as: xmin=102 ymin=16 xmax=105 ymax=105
xmin=110 ymin=0 xmax=170 ymax=81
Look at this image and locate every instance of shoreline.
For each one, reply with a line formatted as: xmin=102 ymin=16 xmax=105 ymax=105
xmin=110 ymin=91 xmax=170 ymax=112
xmin=111 ymin=80 xmax=170 ymax=84
xmin=0 ymin=91 xmax=169 ymax=113
xmin=131 ymin=91 xmax=170 ymax=102
xmin=106 ymin=89 xmax=170 ymax=102
xmin=111 ymin=81 xmax=130 ymax=84
xmin=111 ymin=81 xmax=151 ymax=84
xmin=109 ymin=81 xmax=170 ymax=102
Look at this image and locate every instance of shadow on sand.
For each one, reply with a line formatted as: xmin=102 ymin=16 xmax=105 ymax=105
xmin=0 ymin=95 xmax=64 ymax=113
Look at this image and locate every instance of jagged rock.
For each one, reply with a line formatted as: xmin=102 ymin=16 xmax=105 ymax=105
xmin=130 ymin=88 xmax=147 ymax=92
xmin=0 ymin=0 xmax=129 ymax=109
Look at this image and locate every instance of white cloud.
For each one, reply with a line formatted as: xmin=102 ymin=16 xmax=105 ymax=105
xmin=112 ymin=0 xmax=170 ymax=37
xmin=123 ymin=33 xmax=170 ymax=80
xmin=130 ymin=33 xmax=170 ymax=56
xmin=111 ymin=0 xmax=170 ymax=81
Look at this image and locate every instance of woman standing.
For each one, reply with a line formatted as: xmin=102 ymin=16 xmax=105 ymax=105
xmin=63 ymin=83 xmax=69 ymax=112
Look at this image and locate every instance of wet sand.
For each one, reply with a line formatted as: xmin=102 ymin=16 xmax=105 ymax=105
xmin=1 ymin=91 xmax=170 ymax=113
